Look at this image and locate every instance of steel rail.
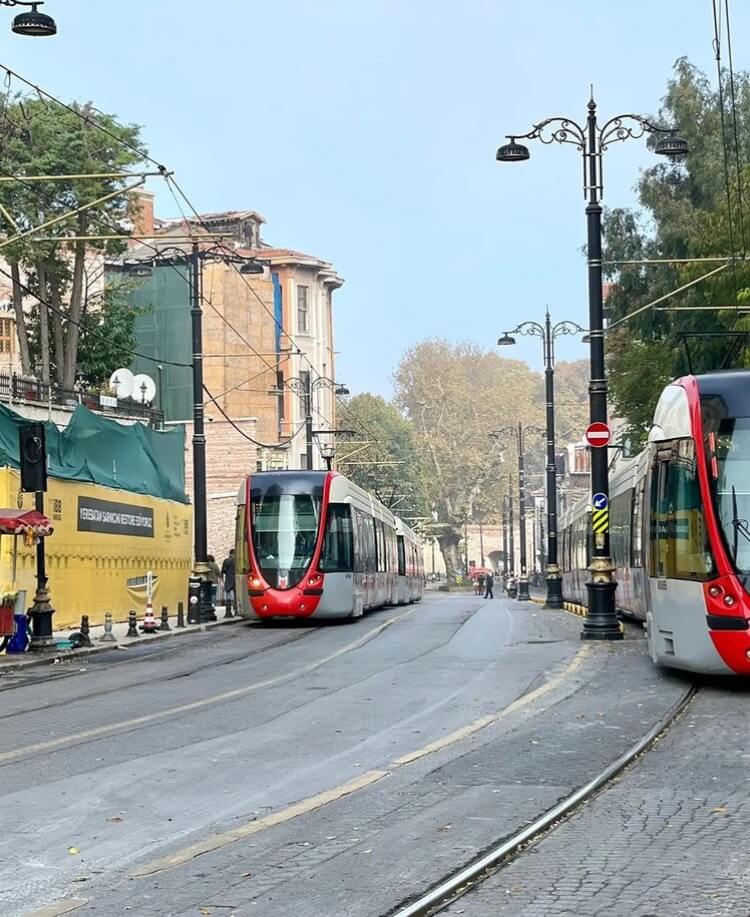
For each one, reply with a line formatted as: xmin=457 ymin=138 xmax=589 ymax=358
xmin=392 ymin=682 xmax=697 ymax=917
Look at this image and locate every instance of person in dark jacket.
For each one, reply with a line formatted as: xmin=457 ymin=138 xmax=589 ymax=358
xmin=484 ymin=571 xmax=494 ymax=599
xmin=221 ymin=549 xmax=236 ymax=610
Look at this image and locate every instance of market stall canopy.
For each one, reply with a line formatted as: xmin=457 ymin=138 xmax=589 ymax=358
xmin=0 ymin=509 xmax=53 ymax=536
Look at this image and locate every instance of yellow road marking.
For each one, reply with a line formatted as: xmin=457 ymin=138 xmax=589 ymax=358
xmin=0 ymin=608 xmax=418 ymax=766
xmin=392 ymin=645 xmax=590 ymax=766
xmin=131 ymin=769 xmax=388 ymax=877
xmin=23 ymin=899 xmax=88 ymax=917
xmin=130 ymin=644 xmax=591 ymax=878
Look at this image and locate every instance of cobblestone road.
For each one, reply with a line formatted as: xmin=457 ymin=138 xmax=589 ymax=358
xmin=446 ymin=680 xmax=750 ymax=917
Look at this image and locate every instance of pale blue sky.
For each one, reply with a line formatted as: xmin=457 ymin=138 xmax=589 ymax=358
xmin=4 ymin=0 xmax=748 ymax=395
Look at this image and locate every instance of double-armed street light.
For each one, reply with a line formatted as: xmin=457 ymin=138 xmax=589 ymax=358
xmin=498 ymin=310 xmax=586 ymax=609
xmin=126 ymin=243 xmax=265 ymax=625
xmin=2 ymin=0 xmax=56 ymax=35
xmin=277 ymin=376 xmax=350 ymax=470
xmin=490 ymin=425 xmax=544 ymax=601
xmin=496 ymin=93 xmax=688 ymax=639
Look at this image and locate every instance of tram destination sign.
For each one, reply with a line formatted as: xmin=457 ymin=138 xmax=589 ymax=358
xmin=77 ymin=496 xmax=154 ymax=538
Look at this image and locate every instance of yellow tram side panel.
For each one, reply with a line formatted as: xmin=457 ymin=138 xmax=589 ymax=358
xmin=0 ymin=469 xmax=192 ymax=629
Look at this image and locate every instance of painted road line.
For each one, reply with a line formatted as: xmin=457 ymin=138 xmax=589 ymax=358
xmin=130 ymin=644 xmax=592 ymax=878
xmin=0 ymin=608 xmax=418 ymax=766
xmin=131 ymin=769 xmax=388 ymax=877
xmin=392 ymin=645 xmax=590 ymax=767
xmin=23 ymin=899 xmax=88 ymax=917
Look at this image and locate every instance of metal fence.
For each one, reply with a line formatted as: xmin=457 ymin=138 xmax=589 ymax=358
xmin=0 ymin=373 xmax=164 ymax=426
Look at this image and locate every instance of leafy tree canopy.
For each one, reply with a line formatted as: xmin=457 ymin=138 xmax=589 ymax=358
xmin=0 ymin=93 xmax=146 ymax=388
xmin=604 ymin=58 xmax=750 ymax=437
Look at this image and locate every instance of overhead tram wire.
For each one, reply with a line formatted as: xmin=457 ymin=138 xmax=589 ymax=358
xmin=712 ymin=0 xmax=740 ymax=300
xmin=7 ymin=64 xmax=382 ymax=451
xmin=724 ymin=0 xmax=747 ymax=256
xmin=0 ymin=66 xmax=335 ymax=451
xmin=202 ymin=383 xmax=306 ymax=449
xmin=0 ymin=164 xmax=288 ymax=391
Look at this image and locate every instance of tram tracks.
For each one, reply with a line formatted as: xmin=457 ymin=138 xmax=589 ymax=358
xmin=390 ymin=681 xmax=699 ymax=917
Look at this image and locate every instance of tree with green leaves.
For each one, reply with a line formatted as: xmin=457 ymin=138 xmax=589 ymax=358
xmin=394 ymin=339 xmax=543 ymax=577
xmin=337 ymin=393 xmax=427 ymax=523
xmin=603 ymin=58 xmax=750 ymax=438
xmin=0 ymin=93 xmax=146 ymax=388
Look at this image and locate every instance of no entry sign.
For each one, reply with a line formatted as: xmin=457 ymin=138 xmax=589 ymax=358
xmin=585 ymin=422 xmax=611 ymax=449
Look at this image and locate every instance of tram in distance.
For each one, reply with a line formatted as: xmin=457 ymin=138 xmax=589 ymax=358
xmin=235 ymin=470 xmax=424 ymax=621
xmin=561 ymin=370 xmax=750 ymax=675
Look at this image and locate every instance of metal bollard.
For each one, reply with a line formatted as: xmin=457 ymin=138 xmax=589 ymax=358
xmin=79 ymin=615 xmax=92 ymax=648
xmin=126 ymin=610 xmax=139 ymax=638
xmin=176 ymin=601 xmax=185 ymax=628
xmin=100 ymin=612 xmax=116 ymax=643
xmin=159 ymin=605 xmax=171 ymax=631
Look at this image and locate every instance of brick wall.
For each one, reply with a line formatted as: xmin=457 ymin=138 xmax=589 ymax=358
xmin=183 ymin=417 xmax=258 ymax=562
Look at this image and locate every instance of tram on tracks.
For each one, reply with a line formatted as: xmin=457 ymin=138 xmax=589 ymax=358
xmin=560 ymin=370 xmax=750 ymax=675
xmin=235 ymin=470 xmax=424 ymax=621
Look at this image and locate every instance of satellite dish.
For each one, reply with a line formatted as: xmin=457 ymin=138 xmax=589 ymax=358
xmin=109 ymin=368 xmax=134 ymax=400
xmin=132 ymin=373 xmax=157 ymax=405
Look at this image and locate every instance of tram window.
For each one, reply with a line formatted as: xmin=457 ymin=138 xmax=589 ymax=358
xmin=250 ymin=493 xmax=321 ymax=589
xmin=320 ymin=504 xmax=353 ymax=572
xmin=650 ymin=439 xmax=713 ymax=580
xmin=397 ymin=536 xmax=406 ymax=576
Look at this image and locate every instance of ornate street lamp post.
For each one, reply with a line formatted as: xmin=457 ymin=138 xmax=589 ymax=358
xmin=279 ymin=376 xmax=349 ymax=470
xmin=496 ymin=94 xmax=688 ymax=639
xmin=126 ymin=243 xmax=265 ymax=625
xmin=498 ymin=310 xmax=586 ymax=608
xmin=490 ymin=425 xmax=544 ymax=601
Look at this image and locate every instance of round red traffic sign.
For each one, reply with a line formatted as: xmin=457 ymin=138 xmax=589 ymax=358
xmin=585 ymin=422 xmax=611 ymax=448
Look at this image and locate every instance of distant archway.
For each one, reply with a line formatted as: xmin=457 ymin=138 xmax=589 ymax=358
xmin=488 ymin=550 xmax=503 ymax=572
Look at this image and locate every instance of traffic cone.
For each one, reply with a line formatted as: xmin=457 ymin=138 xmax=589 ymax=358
xmin=141 ymin=599 xmax=158 ymax=633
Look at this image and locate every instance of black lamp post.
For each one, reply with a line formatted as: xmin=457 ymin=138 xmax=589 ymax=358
xmin=125 ymin=243 xmax=265 ymax=625
xmin=497 ymin=94 xmax=688 ymax=639
xmin=2 ymin=0 xmax=56 ymax=35
xmin=279 ymin=376 xmax=349 ymax=470
xmin=491 ymin=426 xmax=544 ymax=601
xmin=498 ymin=310 xmax=586 ymax=609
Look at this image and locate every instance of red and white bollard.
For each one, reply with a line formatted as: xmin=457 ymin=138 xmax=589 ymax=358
xmin=140 ymin=572 xmax=158 ymax=633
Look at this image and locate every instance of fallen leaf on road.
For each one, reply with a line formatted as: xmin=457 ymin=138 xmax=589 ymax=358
xmin=240 ymin=871 xmax=252 ymax=878
xmin=106 ymin=816 xmax=123 ymax=823
xmin=711 ymin=806 xmax=728 ymax=815
xmin=68 ymin=847 xmax=79 ymax=855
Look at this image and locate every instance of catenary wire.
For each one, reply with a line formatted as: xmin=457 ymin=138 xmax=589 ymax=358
xmin=723 ymin=0 xmax=746 ymax=254
xmin=712 ymin=0 xmax=739 ymax=299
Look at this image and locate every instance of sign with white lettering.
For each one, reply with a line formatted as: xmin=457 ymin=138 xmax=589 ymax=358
xmin=77 ymin=496 xmax=154 ymax=538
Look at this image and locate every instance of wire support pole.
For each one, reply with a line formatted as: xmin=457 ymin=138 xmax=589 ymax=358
xmin=189 ymin=242 xmax=216 ymax=624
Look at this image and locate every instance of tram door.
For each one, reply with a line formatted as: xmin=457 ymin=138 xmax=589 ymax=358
xmin=648 ymin=440 xmax=715 ymax=665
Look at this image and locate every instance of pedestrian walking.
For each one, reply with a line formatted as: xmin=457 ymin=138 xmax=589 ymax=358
xmin=476 ymin=573 xmax=485 ymax=596
xmin=207 ymin=554 xmax=221 ymax=605
xmin=221 ymin=549 xmax=236 ymax=611
xmin=484 ymin=571 xmax=494 ymax=599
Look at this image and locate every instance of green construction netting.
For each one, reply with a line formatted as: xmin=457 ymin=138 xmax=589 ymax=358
xmin=0 ymin=403 xmax=187 ymax=504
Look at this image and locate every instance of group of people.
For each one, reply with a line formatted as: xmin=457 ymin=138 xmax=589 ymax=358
xmin=473 ymin=571 xmax=495 ymax=599
xmin=206 ymin=549 xmax=236 ymax=609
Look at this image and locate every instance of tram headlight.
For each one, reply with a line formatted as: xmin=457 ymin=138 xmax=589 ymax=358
xmin=724 ymin=595 xmax=737 ymax=607
xmin=709 ymin=584 xmax=723 ymax=598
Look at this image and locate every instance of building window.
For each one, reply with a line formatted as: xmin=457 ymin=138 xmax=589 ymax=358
xmin=0 ymin=318 xmax=14 ymax=354
xmin=297 ymin=285 xmax=309 ymax=333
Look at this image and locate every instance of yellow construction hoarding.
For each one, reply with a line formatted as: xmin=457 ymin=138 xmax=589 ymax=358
xmin=0 ymin=469 xmax=192 ymax=629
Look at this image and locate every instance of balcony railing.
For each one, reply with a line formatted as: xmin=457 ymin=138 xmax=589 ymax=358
xmin=0 ymin=373 xmax=164 ymax=426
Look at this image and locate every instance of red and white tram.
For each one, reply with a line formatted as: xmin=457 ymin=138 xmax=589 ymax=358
xmin=235 ymin=470 xmax=424 ymax=621
xmin=561 ymin=371 xmax=750 ymax=674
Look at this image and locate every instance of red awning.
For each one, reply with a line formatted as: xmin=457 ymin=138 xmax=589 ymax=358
xmin=0 ymin=509 xmax=53 ymax=536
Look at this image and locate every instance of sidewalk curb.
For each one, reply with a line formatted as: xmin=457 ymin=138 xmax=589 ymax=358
xmin=0 ymin=616 xmax=244 ymax=674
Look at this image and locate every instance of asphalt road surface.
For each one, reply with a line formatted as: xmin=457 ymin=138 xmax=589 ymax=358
xmin=0 ymin=593 xmax=687 ymax=916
